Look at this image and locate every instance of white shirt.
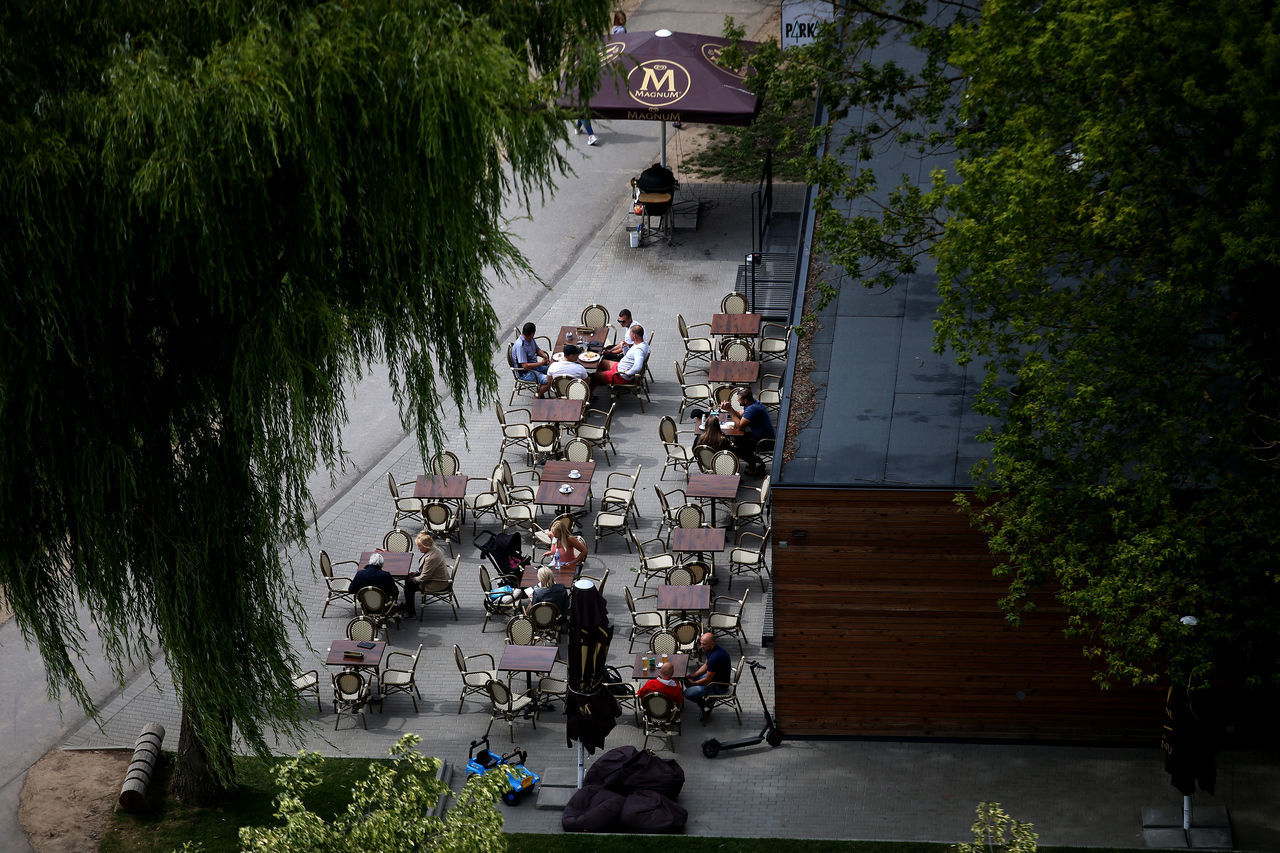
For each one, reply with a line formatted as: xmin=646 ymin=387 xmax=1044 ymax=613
xmin=548 ymin=359 xmax=589 ymax=382
xmin=616 ymin=340 xmax=649 ymax=378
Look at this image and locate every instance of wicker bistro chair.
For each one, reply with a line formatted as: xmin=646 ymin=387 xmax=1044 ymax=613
xmin=759 ymin=323 xmax=791 ymax=362
xmin=720 ymin=338 xmax=755 ymax=362
xmin=669 ymin=619 xmax=703 ymax=659
xmin=593 ymin=500 xmax=634 ymax=552
xmin=380 ymin=644 xmax=424 ymax=712
xmin=720 ymin=291 xmax=750 ymax=314
xmin=355 ymin=585 xmax=399 ymax=640
xmin=496 ymin=481 xmax=539 ymax=535
xmin=677 ymin=314 xmax=714 ymax=368
xmin=578 ymin=568 xmax=610 ymax=595
xmin=710 ymin=449 xmax=740 ymax=476
xmin=658 ymin=416 xmax=696 ymax=481
xmin=608 ymin=347 xmax=652 ymax=412
xmin=600 ymin=465 xmax=642 ymax=526
xmin=628 ymin=531 xmax=677 ymax=594
xmin=345 ymin=615 xmax=381 ymax=642
xmin=625 ymin=587 xmax=664 ymax=652
xmin=293 ymin=670 xmax=322 ymax=714
xmin=702 ymin=655 xmax=746 ymax=726
xmin=574 ymin=404 xmax=617 ymax=465
xmin=682 ymin=560 xmax=711 ymax=585
xmin=693 ymin=444 xmax=717 ymax=475
xmin=665 ymin=565 xmax=694 ymax=586
xmin=424 ymin=502 xmax=461 ymax=555
xmin=640 ymin=691 xmax=682 ymax=752
xmin=536 ymin=670 xmax=569 ymax=723
xmin=496 ymin=404 xmax=534 ymax=461
xmin=381 ymin=527 xmax=413 ymax=553
xmin=387 ymin=472 xmax=425 ymax=528
xmin=319 ymin=550 xmax=358 ymax=617
xmin=731 ymin=476 xmax=770 ymax=533
xmin=581 ymin=303 xmax=610 ymax=330
xmin=676 ymin=362 xmax=714 ymax=420
xmin=485 ymin=678 xmax=536 ymax=742
xmin=333 ymin=670 xmax=376 ymax=730
xmin=427 ymin=450 xmax=461 ymax=476
xmin=728 ymin=527 xmax=772 ymax=593
xmin=463 ymin=475 xmax=502 ymax=534
xmin=479 ymin=565 xmax=522 ymax=631
xmin=417 ymin=554 xmax=461 ymax=621
xmin=505 ymin=613 xmax=537 ymax=646
xmin=528 ymin=423 xmax=561 ymax=466
xmin=648 ymin=629 xmax=678 ymax=658
xmin=527 ymin=601 xmax=564 ymax=645
xmin=668 ymin=502 xmax=707 ymax=549
xmin=563 ymin=377 xmax=592 ymax=411
xmin=562 ymin=436 xmax=594 ymax=465
xmin=454 ymin=644 xmax=498 ymax=713
xmin=708 ymin=589 xmax=750 ymax=656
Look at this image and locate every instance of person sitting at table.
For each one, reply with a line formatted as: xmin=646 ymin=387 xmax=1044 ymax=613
xmin=604 ymin=308 xmax=642 ymax=358
xmin=692 ymin=415 xmax=729 ymax=453
xmin=543 ymin=515 xmax=588 ymax=572
xmin=524 ymin=566 xmax=570 ymax=615
xmin=540 ymin=343 xmax=590 ymax=396
xmin=348 ymin=552 xmax=400 ymax=610
xmin=402 ymin=531 xmax=448 ymax=618
xmin=638 ymin=660 xmax=684 ymax=707
xmin=513 ymin=322 xmax=550 ymax=395
xmin=719 ymin=387 xmax=775 ymax=476
xmin=592 ymin=324 xmax=649 ymax=387
xmin=683 ymin=632 xmax=731 ymax=713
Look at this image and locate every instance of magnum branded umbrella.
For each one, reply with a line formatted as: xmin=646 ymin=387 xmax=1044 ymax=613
xmin=568 ymin=29 xmax=760 ymax=166
xmin=564 ymin=579 xmax=620 ymax=786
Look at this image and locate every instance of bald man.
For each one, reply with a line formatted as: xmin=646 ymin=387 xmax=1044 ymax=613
xmin=638 ymin=660 xmax=684 ymax=706
xmin=684 ymin=632 xmax=731 ymax=710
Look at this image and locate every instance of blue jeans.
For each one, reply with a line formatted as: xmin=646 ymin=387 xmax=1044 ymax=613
xmin=576 ymin=118 xmax=594 ymax=135
xmin=518 ymin=366 xmax=548 ymax=383
xmin=684 ymin=683 xmax=727 ymax=706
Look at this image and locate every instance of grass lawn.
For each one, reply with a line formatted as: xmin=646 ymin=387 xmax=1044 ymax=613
xmin=101 ymin=753 xmax=1140 ymax=853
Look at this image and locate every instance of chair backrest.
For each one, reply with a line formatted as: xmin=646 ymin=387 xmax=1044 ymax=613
xmin=346 ymin=616 xmax=379 ymax=641
xmin=732 ymin=655 xmax=747 ymax=688
xmin=711 ymin=449 xmax=740 ymax=475
xmin=713 ymin=385 xmax=738 ymax=408
xmin=642 ymin=690 xmax=678 ymax=722
xmin=670 ymin=619 xmax=701 ymax=650
xmin=528 ymin=601 xmax=561 ymax=631
xmin=658 ymin=416 xmax=678 ymax=445
xmin=486 ymin=678 xmax=514 ymax=706
xmin=674 ymin=360 xmax=686 ymax=385
xmin=563 ymin=437 xmax=593 ymax=463
xmin=723 ymin=339 xmax=753 ymax=362
xmin=506 ymin=614 xmax=536 ymax=645
xmin=454 ymin=644 xmax=468 ymax=672
xmin=683 ymin=560 xmax=709 ymax=584
xmin=581 ymin=304 xmax=609 ymax=329
xmin=356 ymin=585 xmax=389 ymax=614
xmin=403 ymin=644 xmax=424 ymax=674
xmin=319 ymin=550 xmax=335 ymax=579
xmin=335 ymin=671 xmax=365 ymax=698
xmin=674 ymin=503 xmax=704 ymax=529
xmin=428 ymin=450 xmax=460 ymax=475
xmin=624 ymin=586 xmax=638 ymax=615
xmin=551 ymin=375 xmax=577 ymax=398
xmin=479 ymin=564 xmax=496 ymax=593
xmin=565 ymin=378 xmax=591 ymax=402
xmin=665 ymin=565 xmax=694 ymax=586
xmin=694 ymin=444 xmax=716 ymax=473
xmin=382 ymin=528 xmax=413 ymax=552
xmin=721 ymin=291 xmax=749 ymax=314
xmin=580 ymin=569 xmax=608 ymax=593
xmin=649 ymin=630 xmax=678 ymax=656
xmin=506 ymin=340 xmax=517 ymax=370
xmin=758 ymin=476 xmax=771 ymax=504
xmin=425 ymin=502 xmax=455 ymax=527
xmin=676 ymin=314 xmax=690 ymax=339
xmin=386 ymin=471 xmax=401 ymax=498
xmin=530 ymin=423 xmax=559 ymax=450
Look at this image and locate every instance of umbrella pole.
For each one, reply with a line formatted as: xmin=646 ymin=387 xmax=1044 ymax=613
xmin=661 ymin=120 xmax=667 ymax=168
xmin=1183 ymin=794 xmax=1192 ymax=833
xmin=578 ymin=741 xmax=586 ymax=788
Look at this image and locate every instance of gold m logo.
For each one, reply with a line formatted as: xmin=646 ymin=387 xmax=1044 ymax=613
xmin=628 ymin=59 xmax=691 ymax=107
xmin=639 ymin=66 xmax=676 ymax=92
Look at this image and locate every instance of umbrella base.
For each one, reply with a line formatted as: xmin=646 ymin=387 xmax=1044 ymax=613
xmin=1141 ymin=805 xmax=1232 ymax=849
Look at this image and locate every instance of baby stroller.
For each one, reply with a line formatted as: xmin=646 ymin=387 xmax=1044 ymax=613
xmin=630 ymin=163 xmax=678 ymax=245
xmin=475 ymin=530 xmax=530 ymax=586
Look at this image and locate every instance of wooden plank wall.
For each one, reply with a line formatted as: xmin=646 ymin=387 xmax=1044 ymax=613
xmin=771 ymin=488 xmax=1162 ymax=741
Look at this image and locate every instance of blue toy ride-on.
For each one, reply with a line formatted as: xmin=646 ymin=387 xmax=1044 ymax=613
xmin=465 ymin=736 xmax=540 ymax=806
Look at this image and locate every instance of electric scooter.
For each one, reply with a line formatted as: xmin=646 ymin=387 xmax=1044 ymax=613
xmin=700 ymin=659 xmax=782 ymax=758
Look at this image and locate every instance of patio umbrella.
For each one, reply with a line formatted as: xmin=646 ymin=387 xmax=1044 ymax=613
xmin=1161 ymin=684 xmax=1217 ymax=838
xmin=570 ymin=29 xmax=760 ymax=166
xmin=564 ymin=579 xmax=620 ymax=786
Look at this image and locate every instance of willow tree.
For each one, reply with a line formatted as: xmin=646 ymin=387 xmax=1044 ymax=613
xmin=713 ymin=0 xmax=1280 ymax=691
xmin=0 ymin=0 xmax=609 ymax=804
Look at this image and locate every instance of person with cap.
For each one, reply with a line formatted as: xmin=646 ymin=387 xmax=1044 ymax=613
xmin=638 ymin=660 xmax=684 ymax=707
xmin=348 ymin=551 xmax=400 ymax=607
xmin=540 ymin=342 xmax=590 ymax=395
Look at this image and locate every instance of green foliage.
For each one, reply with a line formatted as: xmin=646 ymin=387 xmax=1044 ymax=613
xmin=229 ymin=735 xmax=507 ymax=853
xmin=953 ymin=803 xmax=1037 ymax=853
xmin=709 ymin=0 xmax=1280 ymax=690
xmin=0 ymin=0 xmax=610 ymax=796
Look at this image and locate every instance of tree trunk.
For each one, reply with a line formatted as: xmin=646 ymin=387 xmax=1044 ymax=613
xmin=172 ymin=700 xmax=237 ymax=806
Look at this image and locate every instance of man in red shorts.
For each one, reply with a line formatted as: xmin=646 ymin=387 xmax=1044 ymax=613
xmin=593 ymin=324 xmax=649 ymax=387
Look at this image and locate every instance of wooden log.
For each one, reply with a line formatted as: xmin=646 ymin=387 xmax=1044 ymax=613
xmin=117 ymin=723 xmax=165 ymax=813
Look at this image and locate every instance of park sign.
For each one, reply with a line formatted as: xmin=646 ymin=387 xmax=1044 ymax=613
xmin=781 ymin=0 xmax=835 ymax=49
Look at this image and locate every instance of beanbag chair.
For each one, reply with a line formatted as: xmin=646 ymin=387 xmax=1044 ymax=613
xmin=561 ymin=784 xmax=624 ymax=833
xmin=619 ymin=789 xmax=688 ymax=833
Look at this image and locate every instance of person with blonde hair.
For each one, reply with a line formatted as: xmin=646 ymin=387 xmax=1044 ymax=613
xmin=525 ymin=565 xmax=569 ymax=614
xmin=543 ymin=515 xmax=587 ymax=572
xmin=403 ymin=530 xmax=449 ymax=618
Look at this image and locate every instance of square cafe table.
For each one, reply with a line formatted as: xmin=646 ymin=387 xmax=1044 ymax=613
xmin=553 ymin=325 xmax=608 ymax=352
xmin=520 ymin=564 xmax=576 ymax=588
xmin=708 ymin=360 xmax=760 ymax=386
xmin=541 ymin=460 xmax=597 ymax=482
xmin=657 ymin=584 xmax=711 ymax=615
xmin=684 ymin=474 xmax=741 ymax=526
xmin=632 ymin=653 xmax=690 ymax=680
xmin=531 ymin=398 xmax=584 ymax=424
xmin=413 ymin=474 xmax=467 ymax=502
xmin=499 ymin=643 xmax=560 ymax=696
xmin=671 ymin=527 xmax=726 ymax=576
xmin=536 ymin=479 xmax=590 ymax=516
xmin=325 ymin=639 xmax=387 ymax=675
xmin=358 ymin=550 xmax=415 ymax=580
xmin=711 ymin=313 xmax=761 ymax=337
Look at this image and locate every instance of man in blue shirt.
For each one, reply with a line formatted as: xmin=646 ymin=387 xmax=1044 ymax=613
xmin=684 ymin=632 xmax=731 ymax=717
xmin=720 ymin=387 xmax=774 ymax=476
xmin=512 ymin=322 xmax=549 ymax=390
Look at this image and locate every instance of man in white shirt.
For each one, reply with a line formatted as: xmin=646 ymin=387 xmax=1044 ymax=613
xmin=604 ymin=308 xmax=642 ymax=359
xmin=594 ymin=324 xmax=649 ymax=386
xmin=541 ymin=343 xmax=590 ymax=395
